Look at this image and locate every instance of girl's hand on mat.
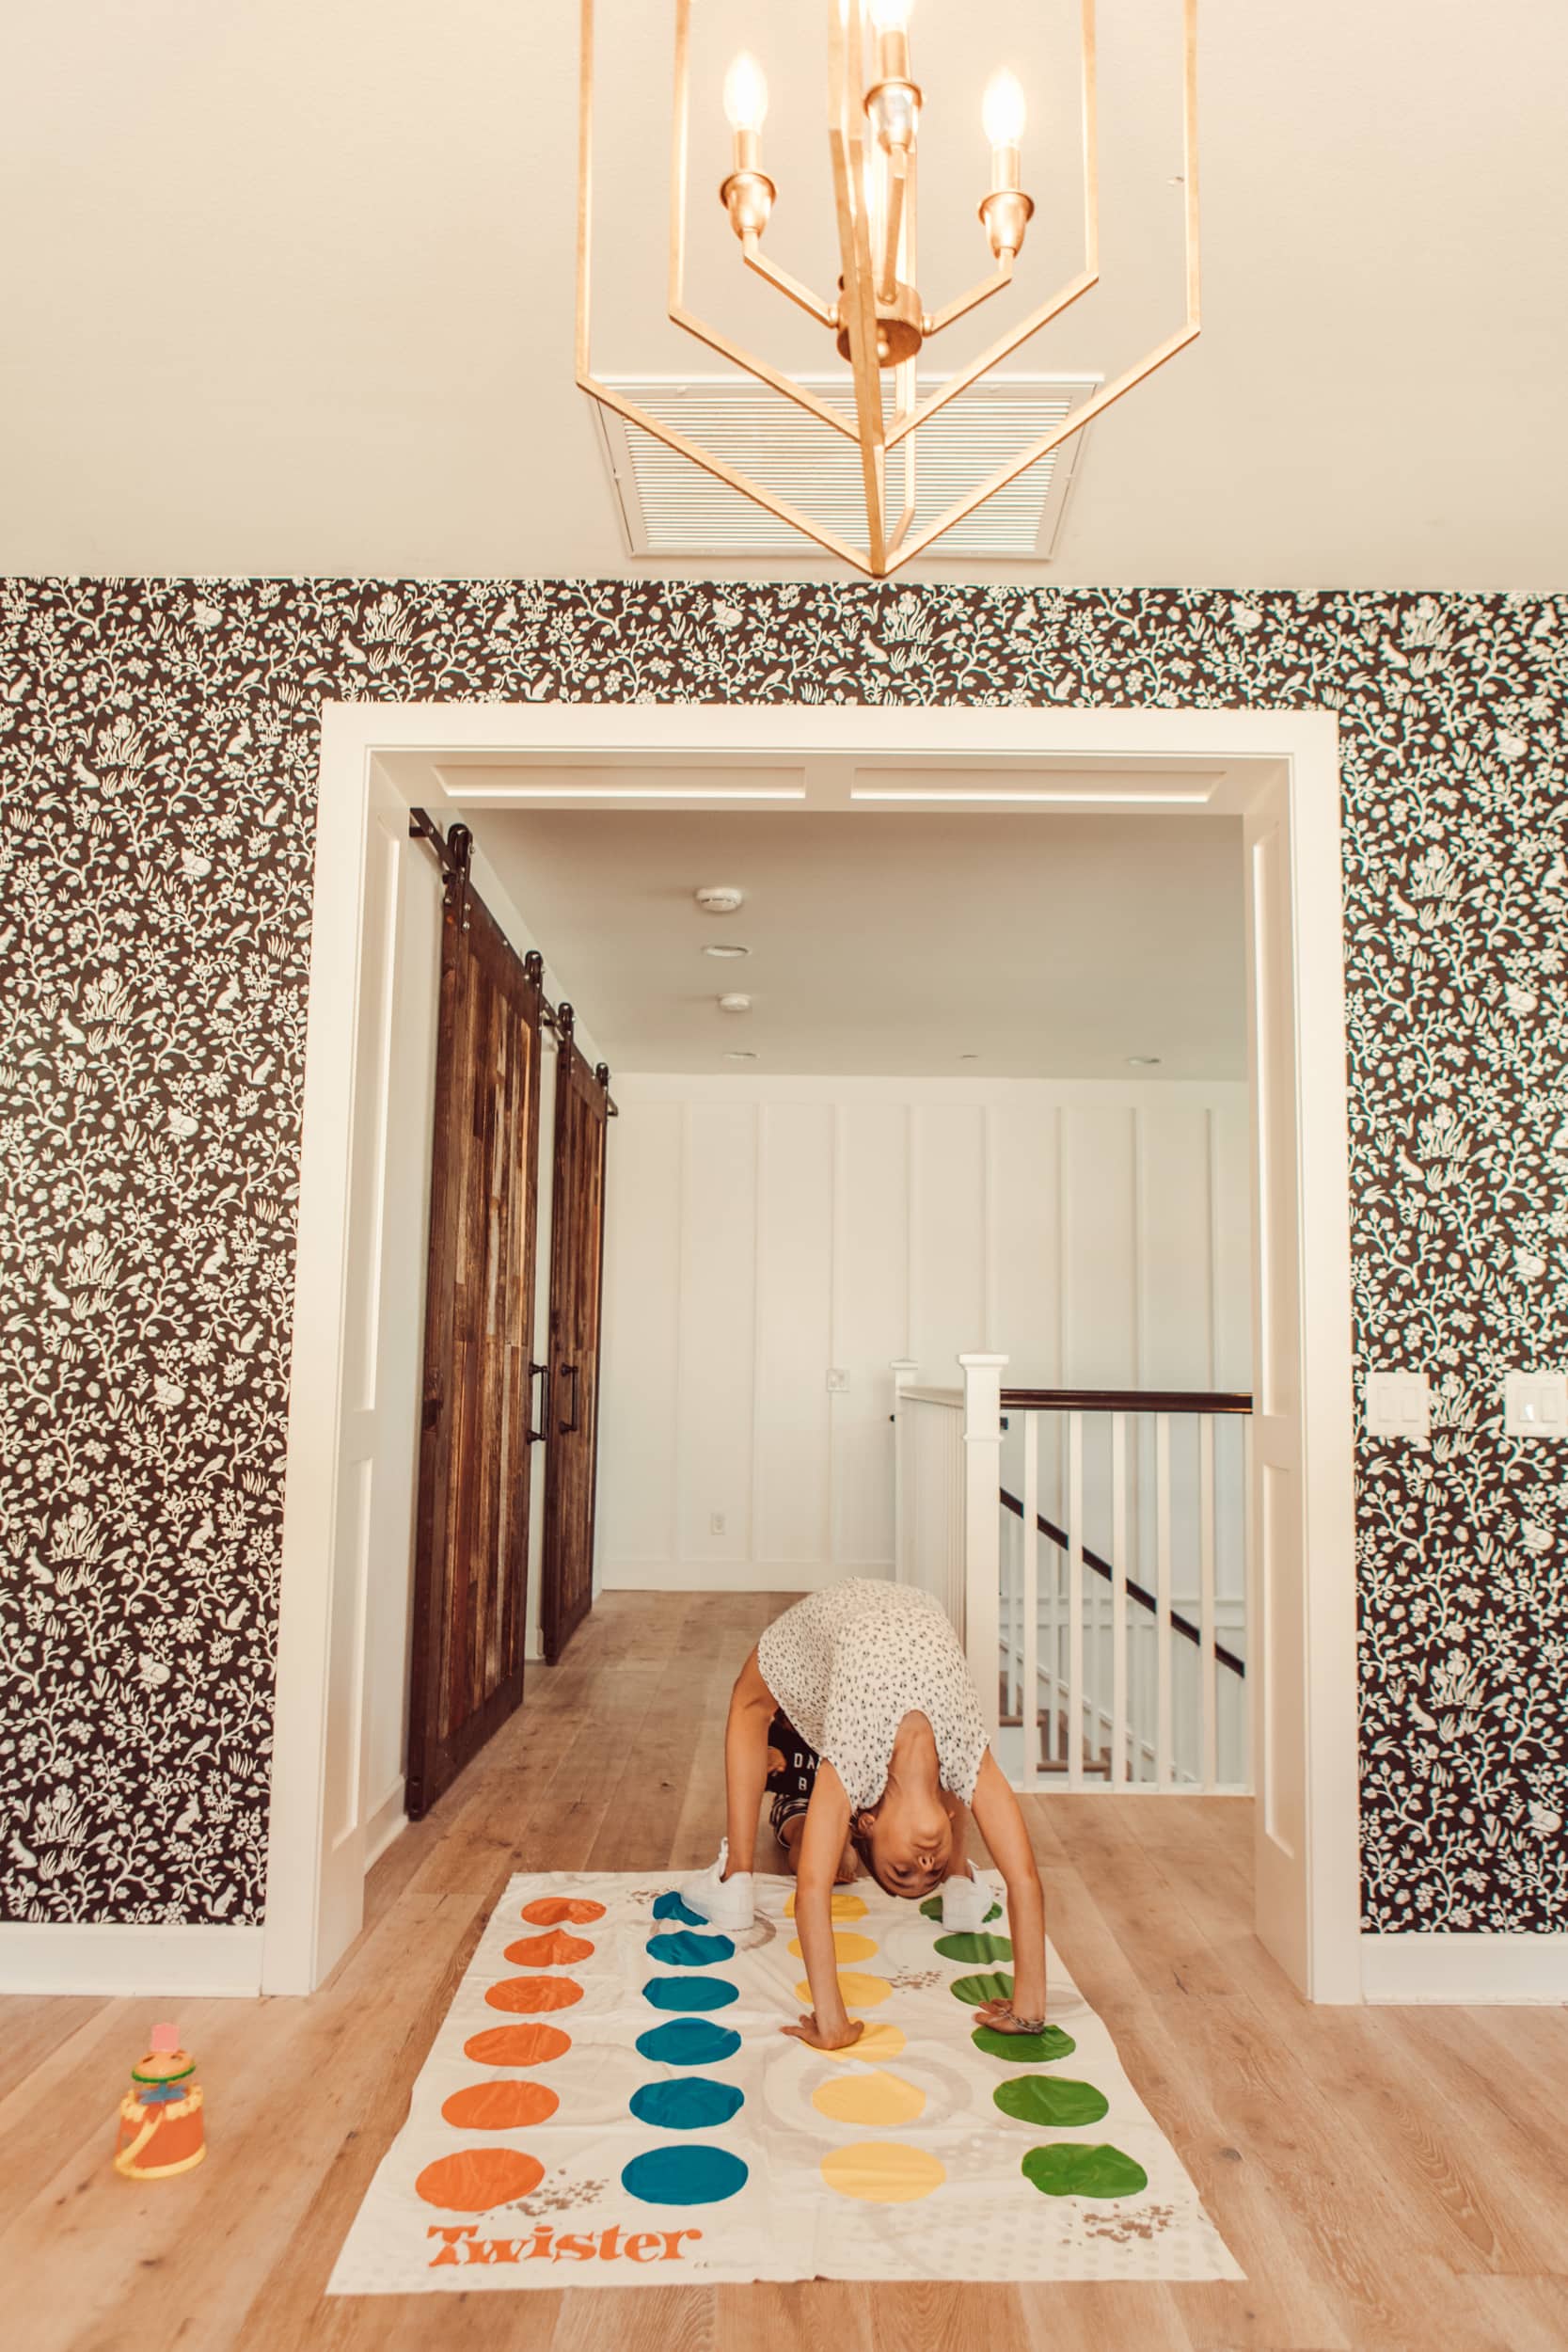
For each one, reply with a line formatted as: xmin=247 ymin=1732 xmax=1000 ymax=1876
xmin=782 ymin=2011 xmax=865 ymax=2053
xmin=973 ymin=1996 xmax=1046 ymax=2035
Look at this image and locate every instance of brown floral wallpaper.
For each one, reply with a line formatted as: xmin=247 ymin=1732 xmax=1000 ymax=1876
xmin=1 ymin=578 xmax=1565 ymax=1931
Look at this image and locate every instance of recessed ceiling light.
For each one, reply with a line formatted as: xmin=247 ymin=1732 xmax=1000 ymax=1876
xmin=702 ymin=942 xmax=752 ymax=959
xmin=695 ymin=883 xmax=746 ymax=914
xmin=1126 ymin=1055 xmax=1163 ymax=1066
xmin=958 ymin=1052 xmax=980 ymax=1061
xmin=718 ymin=993 xmax=752 ymax=1014
xmin=724 ymin=1049 xmax=758 ymax=1060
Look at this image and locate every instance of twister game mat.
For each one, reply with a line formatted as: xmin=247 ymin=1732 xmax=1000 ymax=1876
xmin=329 ymin=1870 xmax=1243 ymax=2290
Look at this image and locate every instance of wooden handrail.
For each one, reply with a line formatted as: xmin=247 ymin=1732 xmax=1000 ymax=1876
xmin=999 ymin=1486 xmax=1246 ymax=1679
xmin=1000 ymin=1387 xmax=1252 ymax=1416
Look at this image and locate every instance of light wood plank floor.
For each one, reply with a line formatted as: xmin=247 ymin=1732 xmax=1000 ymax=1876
xmin=3 ymin=1593 xmax=1564 ymax=2352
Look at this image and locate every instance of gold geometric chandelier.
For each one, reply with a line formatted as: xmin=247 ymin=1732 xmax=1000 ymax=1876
xmin=577 ymin=0 xmax=1199 ymax=580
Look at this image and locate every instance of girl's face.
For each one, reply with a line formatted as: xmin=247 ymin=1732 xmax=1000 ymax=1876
xmin=857 ymin=1793 xmax=953 ymax=1898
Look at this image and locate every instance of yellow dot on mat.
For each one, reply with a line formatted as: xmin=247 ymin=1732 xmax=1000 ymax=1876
xmin=821 ymin=2021 xmax=907 ymax=2065
xmin=785 ymin=1891 xmax=868 ymax=1923
xmin=812 ymin=2070 xmax=927 ymax=2127
xmin=794 ymin=1971 xmax=891 ymax=2009
xmin=787 ymin=1931 xmax=879 ymax=1964
xmin=821 ymin=2142 xmax=946 ymax=2204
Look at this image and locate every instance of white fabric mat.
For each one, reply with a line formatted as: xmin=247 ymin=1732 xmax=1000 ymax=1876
xmin=329 ymin=1868 xmax=1243 ymax=2292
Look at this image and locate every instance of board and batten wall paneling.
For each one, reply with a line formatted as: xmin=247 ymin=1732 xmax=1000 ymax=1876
xmin=753 ymin=1104 xmax=835 ymax=1565
xmin=677 ymin=1104 xmax=760 ymax=1571
xmin=597 ymin=1078 xmax=1252 ymax=1594
xmin=832 ymin=1103 xmax=911 ymax=1568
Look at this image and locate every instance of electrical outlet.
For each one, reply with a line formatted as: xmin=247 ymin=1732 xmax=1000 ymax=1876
xmin=709 ymin=1511 xmax=726 ymax=1535
xmin=1504 ymin=1371 xmax=1568 ymax=1438
xmin=826 ymin=1368 xmax=850 ymax=1393
xmin=1364 ymin=1369 xmax=1431 ymax=1439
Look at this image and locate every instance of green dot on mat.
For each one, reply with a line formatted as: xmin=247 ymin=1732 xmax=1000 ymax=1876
xmin=948 ymin=1969 xmax=1013 ymax=2007
xmin=973 ymin=2023 xmax=1077 ymax=2063
xmin=993 ymin=2074 xmax=1109 ymax=2127
xmin=920 ymin=1892 xmax=1002 ymax=1925
xmin=1021 ymin=2142 xmax=1149 ymax=2200
xmin=932 ymin=1931 xmax=1013 ymax=1965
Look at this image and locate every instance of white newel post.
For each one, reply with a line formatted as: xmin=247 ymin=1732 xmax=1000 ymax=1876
xmin=889 ymin=1359 xmax=919 ymax=1584
xmin=958 ymin=1353 xmax=1007 ymax=1746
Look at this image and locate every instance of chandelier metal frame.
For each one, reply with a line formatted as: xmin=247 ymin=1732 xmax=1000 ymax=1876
xmin=576 ymin=0 xmax=1200 ymax=579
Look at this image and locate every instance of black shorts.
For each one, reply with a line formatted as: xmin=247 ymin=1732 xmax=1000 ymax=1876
xmin=765 ymin=1708 xmax=820 ymax=1848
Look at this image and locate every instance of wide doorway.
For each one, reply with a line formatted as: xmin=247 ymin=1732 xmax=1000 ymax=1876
xmin=264 ymin=704 xmax=1357 ymax=2004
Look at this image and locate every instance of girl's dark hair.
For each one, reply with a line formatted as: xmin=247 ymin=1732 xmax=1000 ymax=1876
xmin=849 ymin=1812 xmax=902 ymax=1898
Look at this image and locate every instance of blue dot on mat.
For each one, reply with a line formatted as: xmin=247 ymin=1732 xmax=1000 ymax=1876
xmin=646 ymin=1929 xmax=735 ymax=1966
xmin=635 ymin=2019 xmax=742 ymax=2066
xmin=622 ymin=2144 xmax=750 ymax=2207
xmin=641 ymin=1974 xmax=739 ymax=2012
xmin=652 ymin=1891 xmax=706 ymax=1926
xmin=629 ymin=2077 xmax=745 ymax=2132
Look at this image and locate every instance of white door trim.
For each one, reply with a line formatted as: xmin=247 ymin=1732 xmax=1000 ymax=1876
xmin=265 ymin=702 xmax=1362 ymax=2003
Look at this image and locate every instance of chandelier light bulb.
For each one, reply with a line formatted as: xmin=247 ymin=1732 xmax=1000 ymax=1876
xmin=723 ymin=52 xmax=769 ymax=135
xmin=870 ymin=0 xmax=914 ymax=30
xmin=982 ymin=69 xmax=1027 ymax=152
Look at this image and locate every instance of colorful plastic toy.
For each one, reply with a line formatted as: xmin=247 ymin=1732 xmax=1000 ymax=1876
xmin=113 ymin=2023 xmax=206 ymax=2180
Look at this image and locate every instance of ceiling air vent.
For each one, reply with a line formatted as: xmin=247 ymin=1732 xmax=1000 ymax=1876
xmin=594 ymin=374 xmax=1099 ymax=562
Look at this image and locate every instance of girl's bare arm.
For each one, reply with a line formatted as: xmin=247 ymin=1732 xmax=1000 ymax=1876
xmin=967 ymin=1750 xmax=1047 ymax=2029
xmin=780 ymin=1763 xmax=864 ymax=2053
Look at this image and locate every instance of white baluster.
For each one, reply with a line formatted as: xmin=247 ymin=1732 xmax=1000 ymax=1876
xmin=1111 ymin=1409 xmax=1128 ymax=1787
xmin=1044 ymin=1417 xmax=1060 ymax=1764
xmin=1068 ymin=1409 xmax=1085 ymax=1789
xmin=1022 ymin=1406 xmax=1039 ymax=1789
xmin=1155 ymin=1412 xmax=1173 ymax=1786
xmin=1200 ymin=1412 xmax=1217 ymax=1789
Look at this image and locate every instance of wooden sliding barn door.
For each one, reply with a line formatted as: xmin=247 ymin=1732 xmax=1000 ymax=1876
xmin=541 ymin=1011 xmax=611 ymax=1665
xmin=405 ymin=838 xmax=545 ymax=1820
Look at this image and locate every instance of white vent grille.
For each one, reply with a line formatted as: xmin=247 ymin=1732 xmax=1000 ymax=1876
xmin=594 ymin=373 xmax=1099 ymax=561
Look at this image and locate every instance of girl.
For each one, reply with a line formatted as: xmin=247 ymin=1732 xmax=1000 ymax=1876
xmin=680 ymin=1580 xmax=1048 ymax=2053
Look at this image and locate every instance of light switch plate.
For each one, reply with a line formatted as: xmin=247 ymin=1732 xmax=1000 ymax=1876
xmin=1504 ymin=1371 xmax=1568 ymax=1438
xmin=826 ymin=1368 xmax=850 ymax=1392
xmin=1364 ymin=1369 xmax=1431 ymax=1439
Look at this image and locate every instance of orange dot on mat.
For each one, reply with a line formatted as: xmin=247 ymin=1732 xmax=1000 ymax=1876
xmin=520 ymin=1897 xmax=607 ymax=1927
xmin=505 ymin=1929 xmax=595 ymax=1967
xmin=440 ymin=2080 xmax=560 ymax=2131
xmin=463 ymin=2023 xmax=572 ymax=2067
xmin=484 ymin=1975 xmax=583 ymax=2014
xmin=415 ymin=2147 xmax=545 ymax=2212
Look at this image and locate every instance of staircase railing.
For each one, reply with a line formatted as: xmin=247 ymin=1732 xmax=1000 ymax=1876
xmin=891 ymin=1356 xmax=1252 ymax=1797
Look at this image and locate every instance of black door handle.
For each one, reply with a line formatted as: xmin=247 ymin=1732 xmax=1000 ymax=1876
xmin=526 ymin=1359 xmax=550 ymax=1445
xmin=559 ymin=1362 xmax=581 ymax=1435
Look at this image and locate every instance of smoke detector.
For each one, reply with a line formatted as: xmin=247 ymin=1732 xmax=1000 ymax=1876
xmin=695 ymin=883 xmax=745 ymax=914
xmin=718 ymin=993 xmax=752 ymax=1014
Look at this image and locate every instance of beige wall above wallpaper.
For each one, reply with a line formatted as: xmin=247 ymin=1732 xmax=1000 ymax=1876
xmin=1 ymin=580 xmax=1565 ymax=1936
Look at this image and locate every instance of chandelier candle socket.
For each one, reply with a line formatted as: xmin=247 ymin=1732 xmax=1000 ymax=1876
xmin=576 ymin=0 xmax=1200 ymax=576
xmin=721 ymin=54 xmax=776 ymax=239
xmin=980 ymin=71 xmax=1034 ymax=261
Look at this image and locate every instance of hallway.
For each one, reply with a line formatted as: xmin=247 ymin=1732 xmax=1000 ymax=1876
xmin=4 ymin=1595 xmax=1565 ymax=2350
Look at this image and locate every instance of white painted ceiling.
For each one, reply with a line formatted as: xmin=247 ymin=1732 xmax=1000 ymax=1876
xmin=3 ymin=1 xmax=1563 ymax=585
xmin=468 ymin=805 xmax=1245 ymax=1076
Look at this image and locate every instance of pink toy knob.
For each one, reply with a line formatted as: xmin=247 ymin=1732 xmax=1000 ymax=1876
xmin=150 ymin=2023 xmax=181 ymax=2054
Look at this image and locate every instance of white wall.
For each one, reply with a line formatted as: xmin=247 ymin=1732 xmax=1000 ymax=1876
xmin=598 ymin=1076 xmax=1252 ymax=1593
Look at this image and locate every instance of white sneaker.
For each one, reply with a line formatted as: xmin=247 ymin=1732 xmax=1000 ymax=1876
xmin=677 ymin=1839 xmax=755 ymax=1932
xmin=937 ymin=1861 xmax=997 ymax=1932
